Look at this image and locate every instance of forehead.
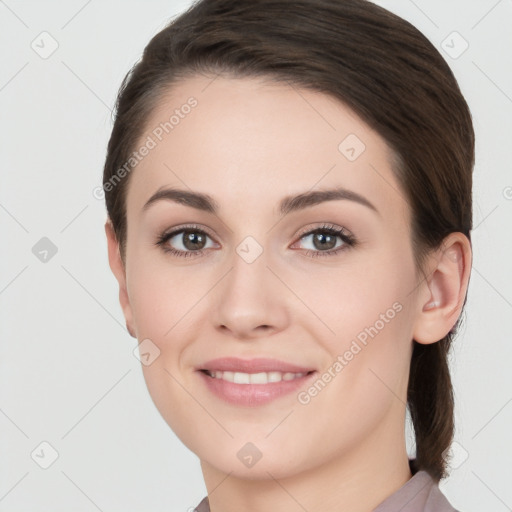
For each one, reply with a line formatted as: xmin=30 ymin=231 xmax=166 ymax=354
xmin=126 ymin=74 xmax=407 ymax=220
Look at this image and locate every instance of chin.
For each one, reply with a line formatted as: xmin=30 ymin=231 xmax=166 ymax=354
xmin=209 ymin=457 xmax=300 ymax=480
xmin=197 ymin=440 xmax=316 ymax=481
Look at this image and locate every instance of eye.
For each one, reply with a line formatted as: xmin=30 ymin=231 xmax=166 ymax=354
xmin=155 ymin=224 xmax=217 ymax=258
xmin=155 ymin=222 xmax=357 ymax=259
xmin=293 ymin=223 xmax=356 ymax=258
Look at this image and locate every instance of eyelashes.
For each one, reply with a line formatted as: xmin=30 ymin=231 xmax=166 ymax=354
xmin=155 ymin=224 xmax=216 ymax=259
xmin=154 ymin=223 xmax=357 ymax=259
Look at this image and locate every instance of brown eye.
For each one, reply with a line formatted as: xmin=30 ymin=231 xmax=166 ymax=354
xmin=293 ymin=224 xmax=357 ymax=258
xmin=310 ymin=232 xmax=338 ymax=251
xmin=180 ymin=230 xmax=208 ymax=251
xmin=156 ymin=225 xmax=217 ymax=257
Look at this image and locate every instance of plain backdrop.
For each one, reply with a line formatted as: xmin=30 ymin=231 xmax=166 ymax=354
xmin=1 ymin=0 xmax=511 ymax=510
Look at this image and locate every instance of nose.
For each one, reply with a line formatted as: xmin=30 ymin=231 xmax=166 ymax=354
xmin=211 ymin=248 xmax=290 ymax=340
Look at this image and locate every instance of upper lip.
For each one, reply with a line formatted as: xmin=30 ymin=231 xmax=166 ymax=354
xmin=198 ymin=357 xmax=316 ymax=374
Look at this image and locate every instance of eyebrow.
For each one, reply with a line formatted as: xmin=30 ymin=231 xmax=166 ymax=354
xmin=142 ymin=186 xmax=380 ymax=216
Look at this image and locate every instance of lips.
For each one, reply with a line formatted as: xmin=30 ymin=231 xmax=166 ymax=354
xmin=196 ymin=357 xmax=318 ymax=406
xmin=198 ymin=357 xmax=316 ymax=374
xmin=206 ymin=367 xmax=311 ymax=384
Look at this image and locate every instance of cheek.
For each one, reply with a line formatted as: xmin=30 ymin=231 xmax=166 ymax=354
xmin=298 ymin=249 xmax=416 ymax=398
xmin=293 ymin=255 xmax=411 ymax=342
xmin=129 ymin=262 xmax=205 ymax=441
xmin=126 ymin=251 xmax=205 ymax=341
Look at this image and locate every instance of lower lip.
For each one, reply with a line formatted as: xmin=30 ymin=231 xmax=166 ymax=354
xmin=197 ymin=370 xmax=317 ymax=406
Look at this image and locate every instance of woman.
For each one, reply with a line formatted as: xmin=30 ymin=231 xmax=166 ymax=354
xmin=102 ymin=0 xmax=473 ymax=510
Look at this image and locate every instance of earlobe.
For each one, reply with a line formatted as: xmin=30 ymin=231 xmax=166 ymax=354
xmin=105 ymin=219 xmax=137 ymax=339
xmin=412 ymin=233 xmax=472 ymax=345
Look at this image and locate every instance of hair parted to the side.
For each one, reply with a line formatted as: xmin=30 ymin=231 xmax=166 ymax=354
xmin=102 ymin=0 xmax=474 ymax=482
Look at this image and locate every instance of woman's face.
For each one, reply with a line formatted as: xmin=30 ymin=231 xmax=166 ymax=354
xmin=112 ymin=75 xmax=425 ymax=478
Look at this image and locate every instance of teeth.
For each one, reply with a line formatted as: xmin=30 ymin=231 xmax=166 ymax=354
xmin=207 ymin=370 xmax=308 ymax=384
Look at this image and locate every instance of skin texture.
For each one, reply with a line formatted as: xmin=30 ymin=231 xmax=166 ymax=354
xmin=105 ymin=75 xmax=472 ymax=512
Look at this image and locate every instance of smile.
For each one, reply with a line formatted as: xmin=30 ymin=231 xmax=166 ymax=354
xmin=198 ymin=368 xmax=317 ymax=406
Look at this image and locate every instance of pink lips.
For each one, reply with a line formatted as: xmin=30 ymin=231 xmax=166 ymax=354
xmin=198 ymin=357 xmax=315 ymax=374
xmin=196 ymin=357 xmax=317 ymax=407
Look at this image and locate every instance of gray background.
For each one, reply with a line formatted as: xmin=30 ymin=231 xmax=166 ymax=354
xmin=1 ymin=0 xmax=511 ymax=510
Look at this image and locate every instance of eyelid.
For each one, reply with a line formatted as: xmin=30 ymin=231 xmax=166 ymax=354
xmin=161 ymin=223 xmax=218 ymax=241
xmin=292 ymin=222 xmax=354 ymax=242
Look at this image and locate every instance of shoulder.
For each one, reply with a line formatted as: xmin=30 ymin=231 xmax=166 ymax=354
xmin=424 ymin=478 xmax=460 ymax=512
xmin=193 ymin=496 xmax=210 ymax=512
xmin=373 ymin=469 xmax=460 ymax=512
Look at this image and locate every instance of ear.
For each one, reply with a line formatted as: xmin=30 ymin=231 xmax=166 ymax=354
xmin=105 ymin=219 xmax=136 ymax=338
xmin=412 ymin=232 xmax=472 ymax=344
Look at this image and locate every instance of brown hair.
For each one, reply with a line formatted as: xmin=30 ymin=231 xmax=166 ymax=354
xmin=102 ymin=0 xmax=474 ymax=482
